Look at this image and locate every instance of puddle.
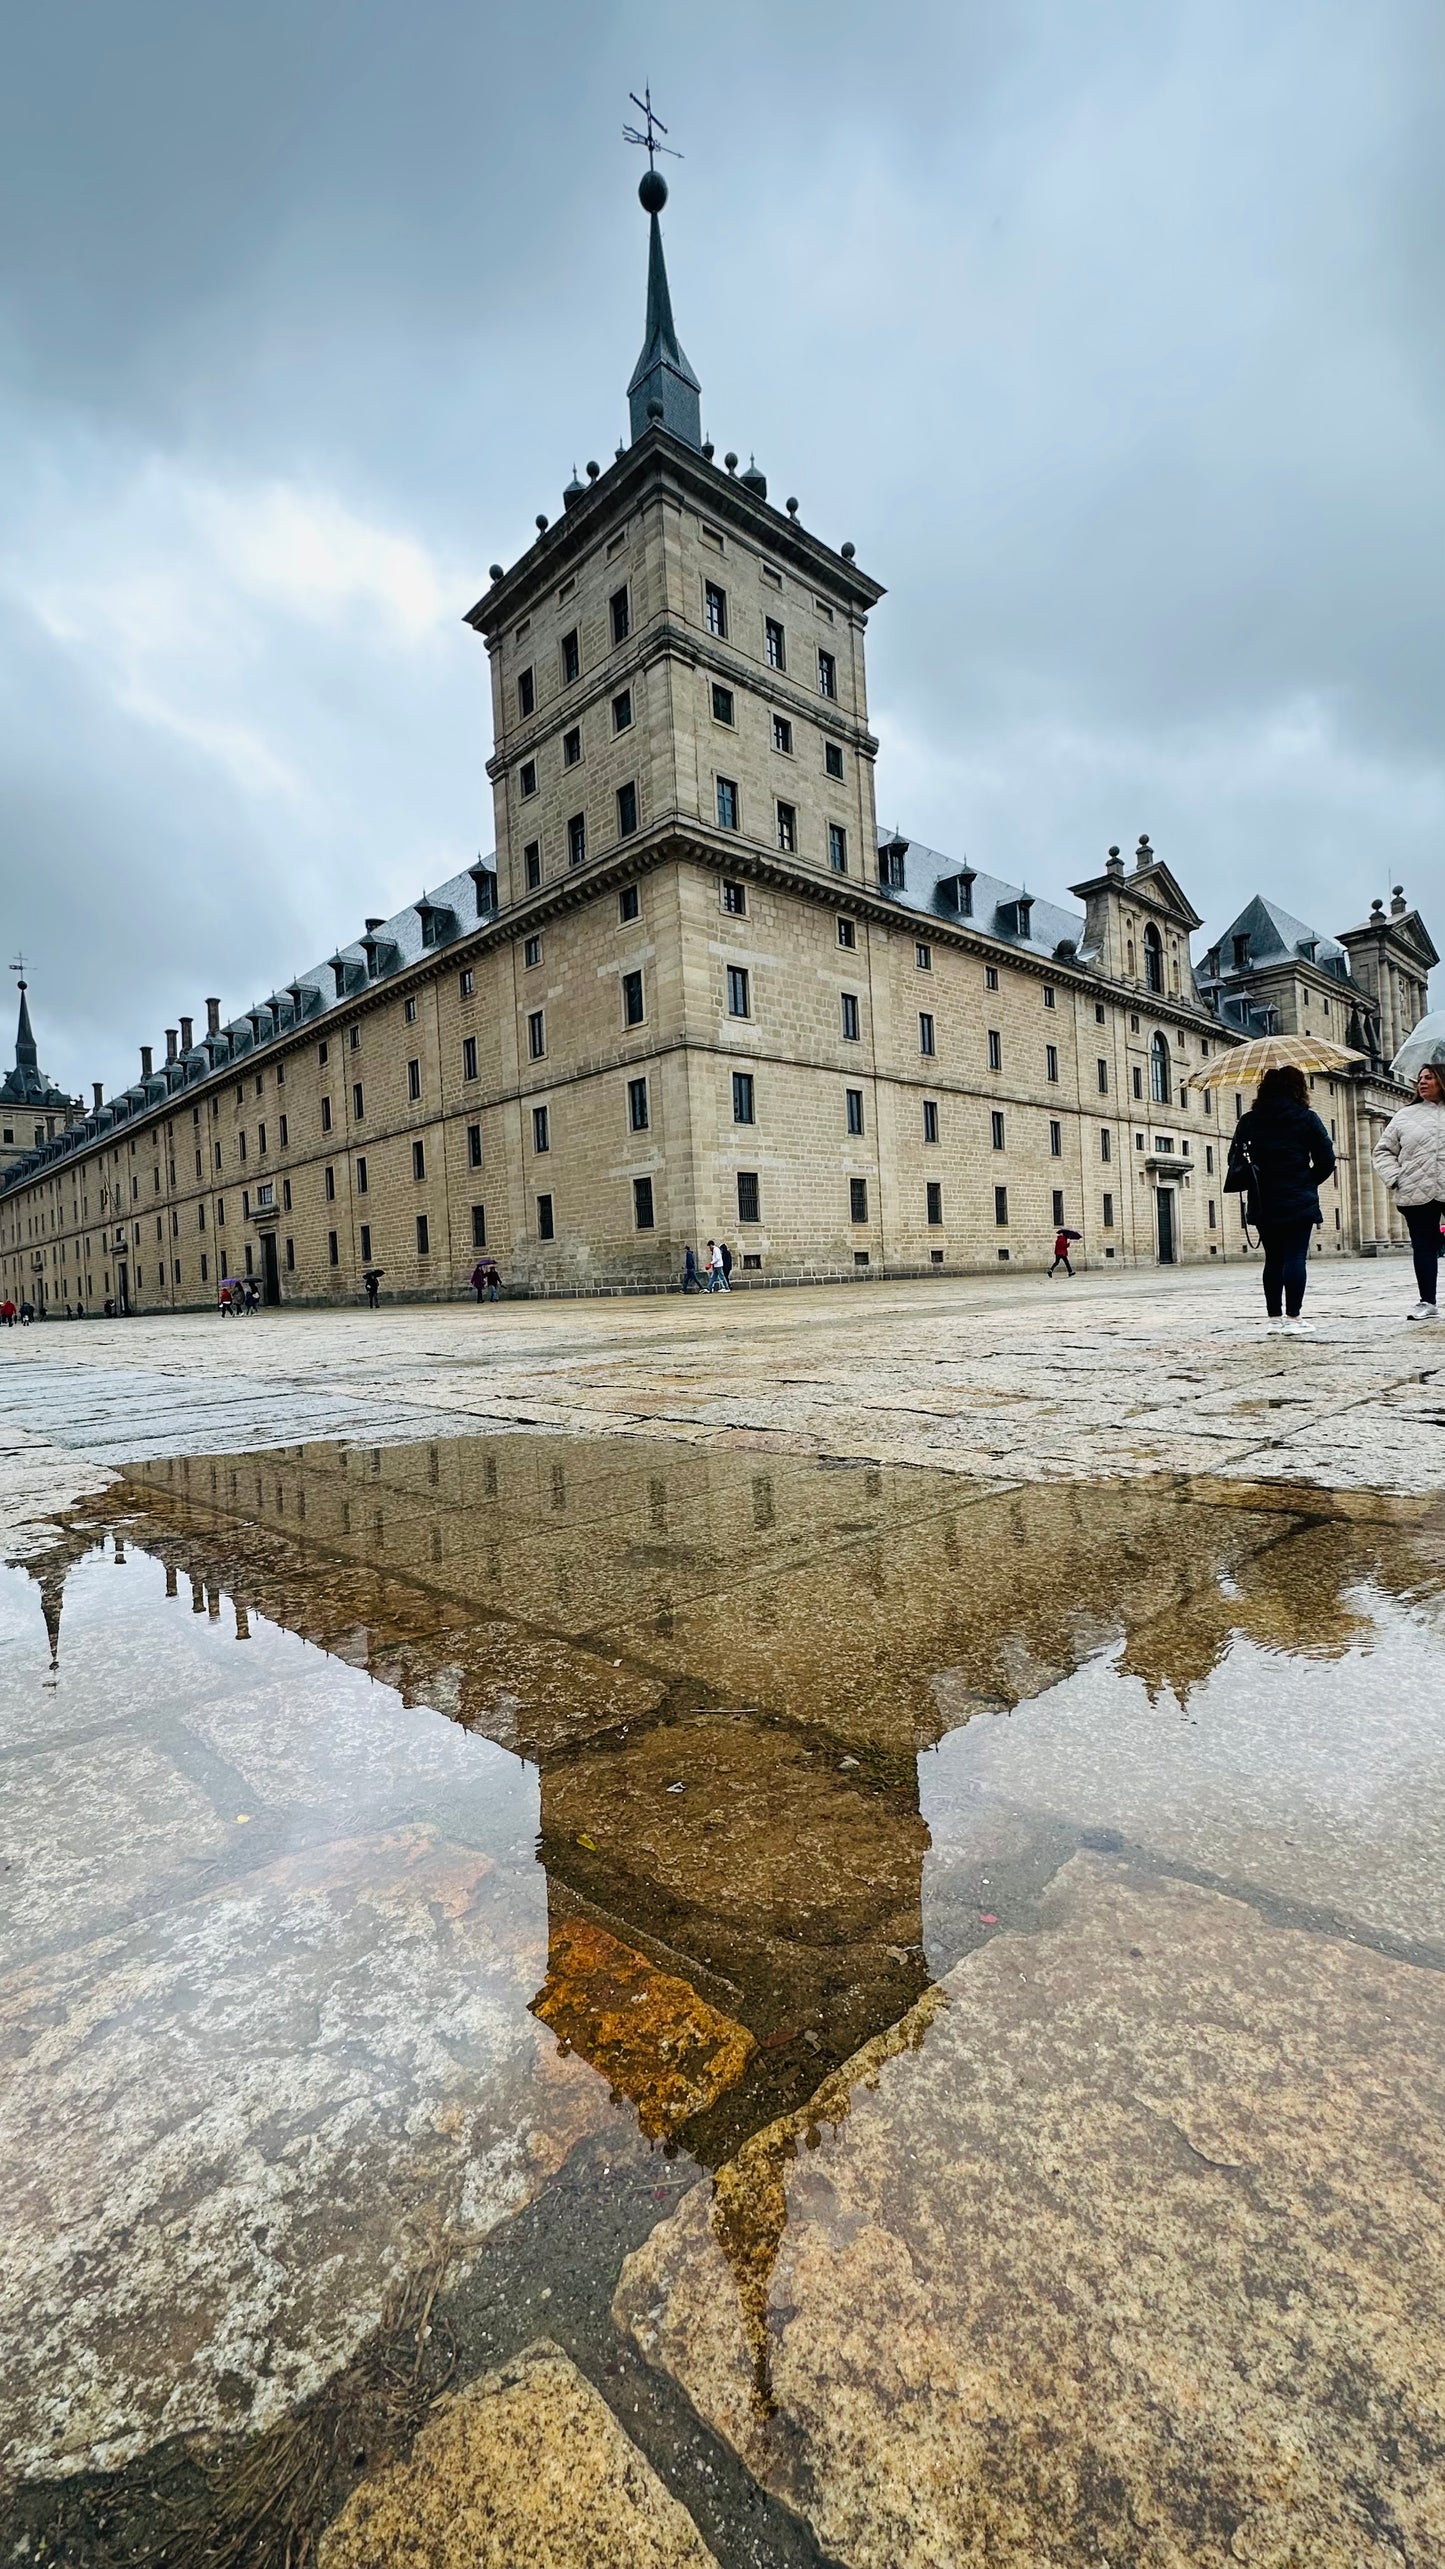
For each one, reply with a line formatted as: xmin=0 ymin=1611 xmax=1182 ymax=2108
xmin=3 ymin=1434 xmax=1445 ymax=2566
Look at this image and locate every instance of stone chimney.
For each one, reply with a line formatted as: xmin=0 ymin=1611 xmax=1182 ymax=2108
xmin=140 ymin=1045 xmax=153 ymax=1080
xmin=1390 ymin=885 xmax=1408 ymax=918
xmin=179 ymin=1016 xmax=193 ymax=1052
xmin=92 ymin=1082 xmax=104 ymax=1111
xmin=206 ymin=998 xmax=221 ymax=1037
xmin=165 ymin=1028 xmax=178 ymax=1063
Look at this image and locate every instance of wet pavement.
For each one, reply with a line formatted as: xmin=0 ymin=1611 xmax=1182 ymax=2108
xmin=2 ymin=1429 xmax=1444 ymax=2564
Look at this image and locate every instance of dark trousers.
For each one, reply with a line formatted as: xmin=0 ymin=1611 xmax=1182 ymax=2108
xmin=1402 ymin=1200 xmax=1444 ymax=1305
xmin=1258 ymin=1218 xmax=1313 ymax=1317
xmin=1049 ymin=1255 xmax=1073 ymax=1276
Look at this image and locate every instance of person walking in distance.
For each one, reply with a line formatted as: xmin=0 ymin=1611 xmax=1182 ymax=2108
xmin=1049 ymin=1225 xmax=1082 ymax=1277
xmin=682 ymin=1243 xmax=704 ymax=1293
xmin=362 ymin=1267 xmax=384 ymax=1310
xmin=708 ymin=1239 xmax=729 ymax=1292
xmin=1226 ymin=1065 xmax=1335 ymax=1335
xmin=484 ymin=1260 xmax=500 ymax=1302
xmin=469 ymin=1258 xmax=488 ymax=1305
xmin=1373 ymin=1059 xmax=1445 ymax=1320
xmin=718 ymin=1240 xmax=734 ymax=1288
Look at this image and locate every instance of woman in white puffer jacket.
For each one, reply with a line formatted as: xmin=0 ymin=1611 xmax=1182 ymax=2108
xmin=1374 ymin=1062 xmax=1445 ymax=1318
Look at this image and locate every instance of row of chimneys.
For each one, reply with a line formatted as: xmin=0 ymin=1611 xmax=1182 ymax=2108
xmin=92 ymin=999 xmax=224 ymax=1110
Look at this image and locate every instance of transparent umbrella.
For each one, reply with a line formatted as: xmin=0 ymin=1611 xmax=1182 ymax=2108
xmin=1390 ymin=1010 xmax=1445 ymax=1088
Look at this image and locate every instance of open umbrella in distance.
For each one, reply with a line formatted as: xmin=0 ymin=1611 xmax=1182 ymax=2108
xmin=1389 ymin=1009 xmax=1445 ymax=1088
xmin=1184 ymin=1032 xmax=1365 ymax=1093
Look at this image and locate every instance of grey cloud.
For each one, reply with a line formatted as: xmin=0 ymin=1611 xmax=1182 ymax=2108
xmin=1 ymin=0 xmax=1440 ymax=1097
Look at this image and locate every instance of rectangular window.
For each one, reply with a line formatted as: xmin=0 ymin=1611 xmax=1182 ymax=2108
xmin=722 ymin=878 xmax=747 ymax=915
xmin=610 ymin=587 xmax=630 ymax=645
xmin=727 ymin=965 xmax=751 ymax=1018
xmin=915 ymin=942 xmax=932 ymax=971
xmin=737 ymin=1169 xmax=760 ymax=1224
xmin=1095 ymin=1001 xmax=1106 ymax=1025
xmin=1097 ymin=1059 xmax=1110 ymax=1094
xmin=467 ymin=1121 xmax=482 ymax=1168
xmin=567 ymin=811 xmax=587 ymax=866
xmin=1132 ymin=1066 xmax=1144 ymax=1100
xmin=985 ymin=966 xmax=999 ymax=992
xmin=622 ymin=969 xmax=645 ymax=1026
xmin=704 ymin=581 xmax=728 ymax=636
xmin=987 ymin=1029 xmax=1002 ymax=1071
xmin=618 ymin=883 xmax=640 ymax=923
xmin=1052 ymin=1188 xmax=1065 ymax=1226
xmin=776 ymin=800 xmax=797 ymax=852
xmin=355 ymin=1157 xmax=367 ymax=1195
xmin=406 ymin=1058 xmax=421 ymax=1102
xmin=524 ymin=842 xmax=542 ymax=890
xmin=257 ymin=1122 xmax=267 ymax=1154
xmin=1043 ymin=985 xmax=1057 ymax=1009
xmin=772 ymin=712 xmax=793 ymax=754
xmin=841 ymin=991 xmax=860 ymax=1041
xmin=994 ymin=1185 xmax=1009 ymax=1227
xmin=732 ymin=1071 xmax=754 ymax=1125
xmin=412 ymin=1138 xmax=426 ymax=1180
xmin=825 ymin=741 xmax=844 ymax=779
xmin=923 ymin=1098 xmax=939 ymax=1144
xmin=628 ymin=1076 xmax=649 ymax=1133
xmin=1100 ymin=1127 xmax=1113 ymax=1162
xmin=278 ymin=1114 xmax=288 ymax=1147
xmin=284 ymin=1237 xmax=295 ymax=1271
xmin=416 ymin=1214 xmax=430 ymax=1256
xmin=1206 ymin=1143 xmax=1215 ymax=1174
xmin=1049 ymin=1119 xmax=1063 ymax=1157
xmin=616 ymin=780 xmax=639 ymax=837
xmin=460 ymin=1033 xmax=481 ymax=1085
xmin=519 ymin=759 xmax=538 ymax=799
xmin=764 ymin=617 xmax=786 ymax=670
xmin=817 ymin=648 xmax=836 ymax=698
xmin=849 ymin=1176 xmax=869 ymax=1223
xmin=612 ymin=688 xmax=633 ymax=731
xmin=352 ymin=1082 xmax=364 ymax=1119
xmin=991 ymin=1110 xmax=1006 ymax=1150
xmin=517 ymin=666 xmax=535 ymax=718
xmin=926 ymin=1181 xmax=943 ymax=1227
xmin=238 ymin=1132 xmax=247 ymax=1164
xmin=1102 ymin=1193 xmax=1115 ymax=1228
xmin=918 ymin=1012 xmax=935 ymax=1057
xmin=716 ymin=776 xmax=739 ymax=830
xmin=711 ymin=681 xmax=734 ymax=724
xmin=837 ymin=915 xmax=856 ymax=949
xmin=328 ymin=1228 xmax=339 ymax=1267
xmin=324 ymin=1164 xmax=336 ymax=1202
xmin=633 ymin=1175 xmax=655 ymax=1230
xmin=828 ymin=823 xmax=848 ymax=874
xmin=471 ymin=1204 xmax=486 ymax=1248
xmin=358 ymin=1224 xmax=370 ymax=1262
xmin=349 ymin=1025 xmax=360 ymax=1052
xmin=528 ymin=1009 xmax=546 ymax=1059
xmin=563 ymin=724 xmax=581 ymax=767
xmin=561 ymin=627 xmax=580 ymax=683
xmin=846 ymin=1087 xmax=864 ymax=1136
xmin=1209 ymin=1198 xmax=1218 ymax=1230
xmin=536 ymin=1192 xmax=555 ymax=1241
xmin=532 ymin=1105 xmax=549 ymax=1153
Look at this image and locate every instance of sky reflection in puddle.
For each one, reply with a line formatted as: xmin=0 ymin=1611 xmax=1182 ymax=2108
xmin=4 ymin=1432 xmax=1444 ymax=2564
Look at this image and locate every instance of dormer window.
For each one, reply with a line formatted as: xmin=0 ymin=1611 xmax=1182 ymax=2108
xmin=1232 ymin=933 xmax=1251 ymax=971
xmin=878 ymin=840 xmax=907 ymax=891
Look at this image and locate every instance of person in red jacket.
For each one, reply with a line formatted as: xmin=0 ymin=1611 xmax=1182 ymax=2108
xmin=1050 ymin=1227 xmax=1081 ymax=1277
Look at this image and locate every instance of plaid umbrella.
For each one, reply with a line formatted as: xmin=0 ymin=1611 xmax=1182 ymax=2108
xmin=1185 ymin=1032 xmax=1365 ymax=1093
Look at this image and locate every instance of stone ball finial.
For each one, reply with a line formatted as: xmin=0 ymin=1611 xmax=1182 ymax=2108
xmin=586 ymin=460 xmax=600 ymax=481
xmin=841 ymin=541 xmax=856 ymax=560
xmin=647 ymin=397 xmax=664 ymax=421
xmin=488 ymin=564 xmax=504 ymax=583
xmin=702 ymin=439 xmax=715 ymax=460
xmin=724 ymin=451 xmax=738 ymax=474
xmin=1108 ymin=845 xmax=1120 ymax=857
xmin=1137 ymin=832 xmax=1152 ymax=851
xmin=785 ymin=496 xmax=799 ymax=517
xmin=535 ymin=513 xmax=549 ymax=532
xmin=639 ymin=169 xmax=668 ymax=214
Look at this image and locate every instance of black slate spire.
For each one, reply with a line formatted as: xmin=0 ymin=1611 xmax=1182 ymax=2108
xmin=627 ymin=170 xmax=702 ymax=448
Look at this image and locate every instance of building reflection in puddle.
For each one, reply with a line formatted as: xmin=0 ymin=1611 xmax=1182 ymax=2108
xmin=6 ymin=1431 xmax=1444 ymax=2551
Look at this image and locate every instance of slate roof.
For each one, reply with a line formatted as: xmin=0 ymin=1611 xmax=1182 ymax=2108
xmin=874 ymin=833 xmax=1088 ymax=960
xmin=1203 ymin=893 xmax=1349 ymax=976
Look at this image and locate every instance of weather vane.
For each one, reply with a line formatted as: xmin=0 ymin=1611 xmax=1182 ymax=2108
xmin=624 ymin=85 xmax=681 ymax=172
xmin=10 ymin=954 xmax=27 ymax=987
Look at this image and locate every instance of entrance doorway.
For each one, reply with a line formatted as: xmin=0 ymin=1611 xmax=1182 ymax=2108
xmin=1156 ymin=1189 xmax=1176 ymax=1265
xmin=117 ymin=1262 xmax=130 ymax=1313
xmin=261 ymin=1232 xmax=280 ymax=1308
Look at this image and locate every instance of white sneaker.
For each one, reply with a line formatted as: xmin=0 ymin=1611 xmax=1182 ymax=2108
xmin=1265 ymin=1316 xmax=1286 ymax=1333
xmin=1282 ymin=1316 xmax=1315 ymax=1335
xmin=1407 ymin=1302 xmax=1439 ymax=1321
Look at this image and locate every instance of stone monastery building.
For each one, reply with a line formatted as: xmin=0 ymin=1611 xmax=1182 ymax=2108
xmin=0 ymin=172 xmax=1435 ymax=1313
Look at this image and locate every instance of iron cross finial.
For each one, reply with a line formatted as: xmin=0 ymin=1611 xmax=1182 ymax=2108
xmin=624 ymin=85 xmax=681 ymax=170
xmin=9 ymin=954 xmax=27 ymax=987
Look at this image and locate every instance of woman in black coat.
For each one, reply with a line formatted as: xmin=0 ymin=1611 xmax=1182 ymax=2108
xmin=1226 ymin=1065 xmax=1335 ymax=1334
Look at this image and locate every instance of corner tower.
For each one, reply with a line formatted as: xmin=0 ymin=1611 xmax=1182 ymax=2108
xmin=466 ymin=163 xmax=884 ymax=914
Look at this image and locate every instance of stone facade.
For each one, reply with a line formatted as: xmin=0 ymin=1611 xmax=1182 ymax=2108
xmin=0 ymin=188 xmax=1432 ymax=1313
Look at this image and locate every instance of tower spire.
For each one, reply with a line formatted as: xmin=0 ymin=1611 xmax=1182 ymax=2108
xmin=12 ymin=970 xmax=37 ymax=1077
xmin=623 ymin=94 xmax=701 ymax=449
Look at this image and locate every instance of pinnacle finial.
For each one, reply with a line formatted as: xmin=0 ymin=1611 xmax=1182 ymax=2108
xmin=625 ymin=95 xmax=701 ymax=449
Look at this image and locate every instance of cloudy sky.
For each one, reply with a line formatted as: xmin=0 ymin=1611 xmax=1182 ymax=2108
xmin=2 ymin=0 xmax=1440 ymax=1098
